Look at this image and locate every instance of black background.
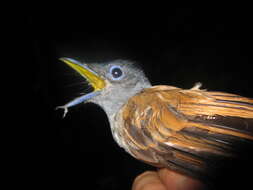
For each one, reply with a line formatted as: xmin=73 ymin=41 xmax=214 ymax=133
xmin=25 ymin=7 xmax=253 ymax=190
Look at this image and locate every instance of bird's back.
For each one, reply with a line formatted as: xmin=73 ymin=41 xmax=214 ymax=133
xmin=117 ymin=85 xmax=253 ymax=183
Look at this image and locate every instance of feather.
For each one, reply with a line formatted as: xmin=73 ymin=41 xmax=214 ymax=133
xmin=119 ymin=85 xmax=253 ymax=182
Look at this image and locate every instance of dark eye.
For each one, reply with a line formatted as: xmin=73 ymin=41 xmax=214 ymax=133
xmin=109 ymin=65 xmax=124 ymax=80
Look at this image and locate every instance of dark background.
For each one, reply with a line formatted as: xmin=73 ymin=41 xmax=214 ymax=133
xmin=26 ymin=7 xmax=252 ymax=190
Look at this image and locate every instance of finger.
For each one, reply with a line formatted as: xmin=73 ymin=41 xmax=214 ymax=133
xmin=158 ymin=168 xmax=206 ymax=190
xmin=132 ymin=171 xmax=167 ymax=190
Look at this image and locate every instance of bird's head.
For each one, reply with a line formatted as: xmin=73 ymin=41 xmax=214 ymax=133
xmin=56 ymin=58 xmax=151 ymax=118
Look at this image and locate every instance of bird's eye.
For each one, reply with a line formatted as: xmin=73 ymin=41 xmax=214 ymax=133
xmin=109 ymin=65 xmax=124 ymax=80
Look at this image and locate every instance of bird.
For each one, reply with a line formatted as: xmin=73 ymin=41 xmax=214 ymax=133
xmin=56 ymin=58 xmax=253 ymax=183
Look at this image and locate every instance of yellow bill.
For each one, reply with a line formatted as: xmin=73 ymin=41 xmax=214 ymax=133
xmin=59 ymin=57 xmax=106 ymax=91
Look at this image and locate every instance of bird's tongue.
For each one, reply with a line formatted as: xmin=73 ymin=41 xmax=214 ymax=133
xmin=56 ymin=91 xmax=101 ymax=118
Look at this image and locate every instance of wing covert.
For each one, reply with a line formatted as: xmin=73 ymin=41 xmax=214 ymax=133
xmin=120 ymin=85 xmax=253 ymax=182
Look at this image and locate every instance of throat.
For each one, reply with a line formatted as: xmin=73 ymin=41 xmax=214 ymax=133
xmin=94 ymin=82 xmax=151 ymax=119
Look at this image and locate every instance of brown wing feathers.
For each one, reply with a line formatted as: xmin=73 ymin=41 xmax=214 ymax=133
xmin=120 ymin=86 xmax=253 ymax=181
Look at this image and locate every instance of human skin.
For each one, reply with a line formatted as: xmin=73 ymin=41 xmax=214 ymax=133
xmin=132 ymin=168 xmax=205 ymax=190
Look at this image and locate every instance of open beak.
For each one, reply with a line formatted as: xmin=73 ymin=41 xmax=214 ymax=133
xmin=56 ymin=58 xmax=106 ymax=117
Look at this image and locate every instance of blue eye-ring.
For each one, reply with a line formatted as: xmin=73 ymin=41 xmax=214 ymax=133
xmin=109 ymin=65 xmax=124 ymax=80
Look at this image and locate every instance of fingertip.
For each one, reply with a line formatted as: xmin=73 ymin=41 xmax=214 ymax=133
xmin=134 ymin=171 xmax=157 ymax=182
xmin=132 ymin=171 xmax=166 ymax=190
xmin=158 ymin=168 xmax=205 ymax=190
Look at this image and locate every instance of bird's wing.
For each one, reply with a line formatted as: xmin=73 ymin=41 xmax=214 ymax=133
xmin=120 ymin=85 xmax=253 ymax=181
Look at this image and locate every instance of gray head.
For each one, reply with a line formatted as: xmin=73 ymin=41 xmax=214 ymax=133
xmin=56 ymin=58 xmax=151 ymax=120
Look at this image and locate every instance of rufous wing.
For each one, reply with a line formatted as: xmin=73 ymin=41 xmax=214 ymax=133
xmin=120 ymin=85 xmax=253 ymax=182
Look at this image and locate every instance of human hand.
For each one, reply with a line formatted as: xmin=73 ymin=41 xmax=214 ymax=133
xmin=132 ymin=168 xmax=205 ymax=190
